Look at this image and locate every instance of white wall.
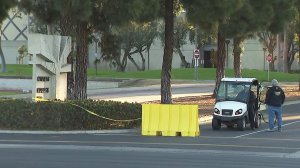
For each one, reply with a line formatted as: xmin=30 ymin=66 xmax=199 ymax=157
xmin=1 ymin=9 xmax=29 ymax=65
xmin=3 ymin=37 xmax=299 ymax=72
xmin=89 ymin=38 xmax=197 ymax=71
xmin=1 ymin=40 xmax=28 ymax=64
xmin=1 ymin=11 xmax=28 ymax=41
xmin=241 ymin=39 xmax=266 ymax=70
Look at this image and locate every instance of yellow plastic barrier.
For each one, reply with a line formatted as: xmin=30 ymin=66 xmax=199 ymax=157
xmin=142 ymin=104 xmax=199 ymax=137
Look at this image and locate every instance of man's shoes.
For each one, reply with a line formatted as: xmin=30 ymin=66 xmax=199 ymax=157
xmin=278 ymin=128 xmax=282 ymax=132
xmin=267 ymin=128 xmax=275 ymax=132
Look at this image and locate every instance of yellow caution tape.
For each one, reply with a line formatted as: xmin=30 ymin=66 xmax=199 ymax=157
xmin=69 ymin=103 xmax=141 ymax=122
xmin=34 ymin=97 xmax=49 ymax=102
xmin=33 ymin=97 xmax=141 ymax=122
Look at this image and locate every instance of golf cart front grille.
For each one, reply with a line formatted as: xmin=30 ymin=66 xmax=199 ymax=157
xmin=222 ymin=109 xmax=233 ymax=116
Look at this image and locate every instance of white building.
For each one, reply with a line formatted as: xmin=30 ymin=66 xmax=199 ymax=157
xmin=1 ymin=10 xmax=28 ymax=64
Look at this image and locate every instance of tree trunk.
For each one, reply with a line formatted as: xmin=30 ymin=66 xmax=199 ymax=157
xmin=0 ymin=36 xmax=7 ymax=73
xmin=47 ymin=24 xmax=55 ymax=35
xmin=283 ymin=29 xmax=288 ymax=73
xmin=161 ymin=0 xmax=174 ymax=104
xmin=116 ymin=57 xmax=126 ymax=72
xmin=276 ymin=33 xmax=284 ymax=72
xmin=258 ymin=32 xmax=277 ymax=71
xmin=196 ymin=27 xmax=203 ymax=49
xmin=287 ymin=41 xmax=295 ymax=73
xmin=128 ymin=54 xmax=142 ymax=71
xmin=138 ymin=51 xmax=146 ymax=71
xmin=74 ymin=22 xmax=88 ymax=100
xmin=66 ymin=41 xmax=75 ymax=99
xmin=60 ymin=15 xmax=75 ymax=99
xmin=147 ymin=45 xmax=151 ymax=70
xmin=176 ymin=47 xmax=188 ymax=68
xmin=299 ymin=75 xmax=300 ymax=91
xmin=60 ymin=15 xmax=73 ymax=36
xmin=116 ymin=49 xmax=128 ymax=72
xmin=213 ymin=32 xmax=226 ymax=97
xmin=127 ymin=48 xmax=146 ymax=71
xmin=233 ymin=36 xmax=243 ymax=77
xmin=298 ymin=33 xmax=300 ymax=91
xmin=269 ymin=49 xmax=276 ymax=71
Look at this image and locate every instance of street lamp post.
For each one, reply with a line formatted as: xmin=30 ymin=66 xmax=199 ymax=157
xmin=263 ymin=47 xmax=267 ymax=71
xmin=225 ymin=40 xmax=230 ymax=68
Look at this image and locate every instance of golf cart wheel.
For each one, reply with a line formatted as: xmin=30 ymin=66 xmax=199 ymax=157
xmin=212 ymin=118 xmax=221 ymax=130
xmin=255 ymin=113 xmax=261 ymax=128
xmin=237 ymin=117 xmax=246 ymax=131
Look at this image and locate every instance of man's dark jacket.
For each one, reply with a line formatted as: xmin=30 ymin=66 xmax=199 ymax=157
xmin=265 ymin=86 xmax=285 ymax=107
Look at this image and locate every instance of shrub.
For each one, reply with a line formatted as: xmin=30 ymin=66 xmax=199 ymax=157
xmin=0 ymin=99 xmax=142 ymax=130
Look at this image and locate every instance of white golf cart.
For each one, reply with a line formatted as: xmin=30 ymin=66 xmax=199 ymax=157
xmin=212 ymin=78 xmax=262 ymax=131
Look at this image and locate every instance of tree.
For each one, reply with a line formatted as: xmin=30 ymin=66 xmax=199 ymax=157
xmin=18 ymin=0 xmax=60 ymax=34
xmin=71 ymin=0 xmax=160 ymax=99
xmin=100 ymin=21 xmax=158 ymax=72
xmin=189 ymin=25 xmax=216 ymax=52
xmin=54 ymin=0 xmax=81 ymax=99
xmin=285 ymin=0 xmax=300 ymax=73
xmin=256 ymin=0 xmax=297 ymax=73
xmin=159 ymin=15 xmax=191 ymax=68
xmin=17 ymin=45 xmax=29 ymax=64
xmin=182 ymin=0 xmax=244 ymax=96
xmin=223 ymin=0 xmax=274 ymax=77
xmin=0 ymin=0 xmax=17 ymax=73
xmin=257 ymin=32 xmax=277 ymax=71
xmin=296 ymin=0 xmax=300 ymax=91
xmin=285 ymin=21 xmax=299 ymax=72
xmin=92 ymin=0 xmax=161 ymax=72
xmin=20 ymin=0 xmax=162 ymax=99
xmin=19 ymin=0 xmax=93 ymax=100
xmin=160 ymin=0 xmax=174 ymax=104
xmin=173 ymin=17 xmax=190 ymax=68
xmin=268 ymin=0 xmax=297 ymax=73
xmin=99 ymin=31 xmax=122 ymax=70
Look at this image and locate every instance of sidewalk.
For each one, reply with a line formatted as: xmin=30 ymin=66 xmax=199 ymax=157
xmin=0 ymin=78 xmax=215 ymax=101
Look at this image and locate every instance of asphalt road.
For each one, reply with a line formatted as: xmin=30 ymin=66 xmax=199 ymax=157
xmin=0 ymin=103 xmax=300 ymax=168
xmin=2 ymin=83 xmax=215 ymax=102
xmin=88 ymin=83 xmax=214 ymax=102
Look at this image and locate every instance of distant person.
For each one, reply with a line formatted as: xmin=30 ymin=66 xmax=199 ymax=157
xmin=236 ymin=86 xmax=255 ymax=103
xmin=265 ymin=79 xmax=285 ymax=132
xmin=236 ymin=86 xmax=249 ymax=102
xmin=236 ymin=86 xmax=256 ymax=129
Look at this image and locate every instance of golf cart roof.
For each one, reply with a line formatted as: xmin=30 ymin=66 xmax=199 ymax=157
xmin=221 ymin=78 xmax=258 ymax=83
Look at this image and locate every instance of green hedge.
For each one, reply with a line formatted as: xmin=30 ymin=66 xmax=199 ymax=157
xmin=0 ymin=99 xmax=142 ymax=130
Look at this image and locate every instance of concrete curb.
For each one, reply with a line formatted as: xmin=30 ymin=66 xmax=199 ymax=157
xmin=0 ymin=129 xmax=138 ymax=135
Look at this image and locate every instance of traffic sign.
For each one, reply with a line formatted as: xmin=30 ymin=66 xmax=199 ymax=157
xmin=194 ymin=49 xmax=200 ymax=59
xmin=267 ymin=54 xmax=272 ymax=62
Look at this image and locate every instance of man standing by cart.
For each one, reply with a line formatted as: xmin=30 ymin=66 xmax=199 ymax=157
xmin=265 ymin=79 xmax=285 ymax=132
xmin=236 ymin=85 xmax=256 ymax=130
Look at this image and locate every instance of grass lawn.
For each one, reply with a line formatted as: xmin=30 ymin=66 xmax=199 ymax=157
xmin=0 ymin=91 xmax=22 ymax=96
xmin=0 ymin=64 xmax=32 ymax=77
xmin=88 ymin=67 xmax=299 ymax=82
xmin=1 ymin=64 xmax=299 ymax=82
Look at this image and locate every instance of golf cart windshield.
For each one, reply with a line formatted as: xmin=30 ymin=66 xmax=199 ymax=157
xmin=216 ymin=81 xmax=252 ymax=103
